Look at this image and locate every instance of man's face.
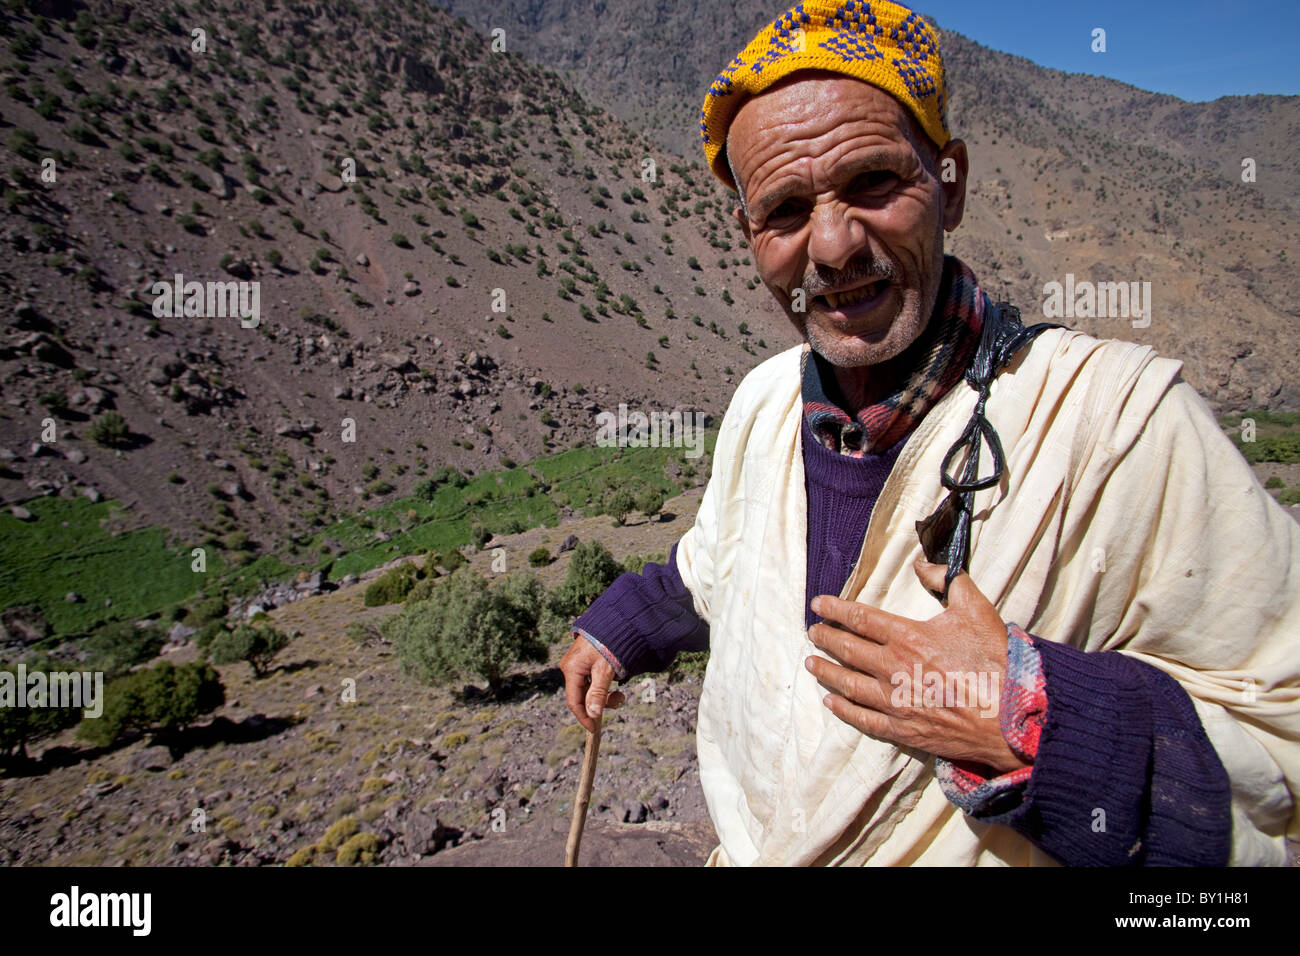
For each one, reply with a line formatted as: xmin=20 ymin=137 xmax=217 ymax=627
xmin=728 ymin=72 xmax=968 ymax=368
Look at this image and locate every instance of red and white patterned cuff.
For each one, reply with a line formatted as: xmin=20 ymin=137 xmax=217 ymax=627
xmin=936 ymin=623 xmax=1048 ymax=815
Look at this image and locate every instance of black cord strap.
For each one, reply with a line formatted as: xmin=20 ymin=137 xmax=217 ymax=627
xmin=915 ymin=303 xmax=1064 ymax=601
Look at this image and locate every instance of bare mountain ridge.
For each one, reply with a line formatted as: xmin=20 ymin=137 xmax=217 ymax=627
xmin=0 ymin=0 xmax=785 ymax=546
xmin=434 ymin=0 xmax=1300 ymax=413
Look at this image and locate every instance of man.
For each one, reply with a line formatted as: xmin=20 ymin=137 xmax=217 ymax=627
xmin=559 ymin=0 xmax=1300 ymax=866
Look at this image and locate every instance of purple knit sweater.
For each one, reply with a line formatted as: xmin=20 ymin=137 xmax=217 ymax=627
xmin=572 ymin=390 xmax=1231 ymax=868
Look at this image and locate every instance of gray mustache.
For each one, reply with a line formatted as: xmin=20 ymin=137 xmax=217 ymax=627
xmin=800 ymin=259 xmax=899 ymax=296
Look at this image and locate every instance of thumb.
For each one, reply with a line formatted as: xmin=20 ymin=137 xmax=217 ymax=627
xmin=585 ymin=660 xmax=614 ymax=718
xmin=913 ymin=555 xmax=954 ymax=603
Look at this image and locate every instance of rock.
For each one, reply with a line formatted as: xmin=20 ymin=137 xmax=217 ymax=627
xmin=341 ymin=573 xmax=359 ymax=586
xmin=64 ymin=592 xmax=83 ymax=603
xmin=167 ymin=622 xmax=196 ymax=643
xmin=295 ymin=571 xmax=323 ymax=592
xmin=304 ymin=684 xmax=324 ymax=699
xmin=69 ymin=386 xmax=111 ymax=412
xmin=64 ymin=448 xmax=87 ymax=464
xmin=129 ymin=745 xmax=175 ymax=772
xmin=333 ymin=385 xmax=352 ymax=400
xmin=220 ymin=481 xmax=244 ymax=499
xmin=0 ymin=605 xmax=50 ymax=645
xmin=621 ymin=802 xmax=648 ymax=824
xmin=402 ymin=280 xmax=420 ymax=297
xmin=558 ymin=534 xmax=579 ymax=553
xmin=13 ymin=301 xmax=45 ymax=330
xmin=223 ymin=258 xmax=254 ymax=280
xmin=380 ymin=352 xmax=416 ymax=373
xmin=10 ymin=506 xmax=33 ymax=521
xmin=274 ymin=419 xmax=320 ymax=439
xmin=82 ymin=487 xmax=100 ymax=503
xmin=31 ymin=336 xmax=75 ymax=368
xmin=355 ymin=253 xmax=369 ymax=267
xmin=210 ymin=171 xmax=234 ymax=200
xmin=403 ymin=814 xmax=457 ymax=857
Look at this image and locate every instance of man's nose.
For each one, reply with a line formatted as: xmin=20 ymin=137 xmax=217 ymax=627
xmin=806 ymin=201 xmax=867 ymax=274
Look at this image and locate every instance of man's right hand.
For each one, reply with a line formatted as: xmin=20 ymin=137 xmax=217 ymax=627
xmin=560 ymin=635 xmax=625 ymax=733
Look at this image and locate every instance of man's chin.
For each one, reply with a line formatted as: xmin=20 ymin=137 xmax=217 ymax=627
xmin=805 ymin=324 xmax=915 ymax=368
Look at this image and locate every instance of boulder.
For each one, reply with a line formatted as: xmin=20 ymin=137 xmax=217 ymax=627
xmin=0 ymin=605 xmax=50 ymax=645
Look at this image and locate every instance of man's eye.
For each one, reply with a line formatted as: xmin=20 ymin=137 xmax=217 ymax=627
xmin=769 ymin=201 xmax=801 ymax=221
xmin=849 ymin=172 xmax=898 ymax=193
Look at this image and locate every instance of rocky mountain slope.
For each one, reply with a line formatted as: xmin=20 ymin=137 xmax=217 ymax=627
xmin=0 ymin=0 xmax=780 ymax=550
xmin=435 ymin=0 xmax=1300 ymax=412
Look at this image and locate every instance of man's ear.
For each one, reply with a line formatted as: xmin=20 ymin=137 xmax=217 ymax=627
xmin=936 ymin=138 xmax=968 ymax=232
xmin=732 ymin=203 xmax=752 ymax=243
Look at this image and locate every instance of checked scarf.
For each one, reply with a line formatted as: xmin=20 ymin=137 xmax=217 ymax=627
xmin=802 ymin=255 xmax=986 ymax=457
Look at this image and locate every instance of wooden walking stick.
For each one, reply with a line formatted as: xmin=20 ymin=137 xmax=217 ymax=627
xmin=564 ymin=713 xmax=603 ymax=866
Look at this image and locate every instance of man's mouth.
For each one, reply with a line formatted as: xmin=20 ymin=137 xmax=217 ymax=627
xmin=815 ymin=279 xmax=890 ymax=313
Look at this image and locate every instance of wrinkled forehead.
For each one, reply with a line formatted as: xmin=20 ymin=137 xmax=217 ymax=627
xmin=722 ymin=72 xmax=934 ymax=191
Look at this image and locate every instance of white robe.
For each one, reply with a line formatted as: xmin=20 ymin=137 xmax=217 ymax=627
xmin=674 ymin=330 xmax=1300 ymax=866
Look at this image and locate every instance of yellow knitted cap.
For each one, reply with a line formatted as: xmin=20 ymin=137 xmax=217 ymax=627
xmin=700 ymin=1 xmax=950 ymax=191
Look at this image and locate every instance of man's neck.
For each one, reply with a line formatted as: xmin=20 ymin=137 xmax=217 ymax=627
xmin=830 ymin=358 xmax=909 ymax=416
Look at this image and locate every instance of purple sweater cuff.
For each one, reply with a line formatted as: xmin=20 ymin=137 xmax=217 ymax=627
xmin=571 ymin=542 xmax=709 ymax=677
xmin=971 ymin=635 xmax=1232 ymax=866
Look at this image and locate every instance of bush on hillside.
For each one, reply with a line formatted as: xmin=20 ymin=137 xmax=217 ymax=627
xmin=384 ymin=569 xmax=547 ymax=695
xmin=87 ymin=411 xmax=130 ymax=448
xmin=547 ymin=541 xmax=623 ymax=619
xmin=364 ymin=562 xmax=425 ymax=607
xmin=208 ymin=623 xmax=291 ymax=677
xmin=77 ymin=661 xmax=224 ymax=748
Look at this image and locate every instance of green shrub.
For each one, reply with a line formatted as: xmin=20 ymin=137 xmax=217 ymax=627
xmin=81 ymin=621 xmax=165 ymax=680
xmin=87 ymin=411 xmax=130 ymax=448
xmin=320 ymin=816 xmax=357 ymax=852
xmin=337 ymin=831 xmax=380 ymax=865
xmin=77 ymin=662 xmax=224 ymax=748
xmin=636 ymin=487 xmax=666 ymax=521
xmin=603 ymin=488 xmax=636 ymax=526
xmin=528 ymin=546 xmax=551 ymax=567
xmin=208 ymin=623 xmax=291 ymax=677
xmin=185 ymin=595 xmax=227 ymax=626
xmin=384 ymin=569 xmax=547 ymax=695
xmin=0 ymin=656 xmax=82 ymax=760
xmin=547 ymin=541 xmax=623 ymax=618
xmin=364 ymin=562 xmax=425 ymax=607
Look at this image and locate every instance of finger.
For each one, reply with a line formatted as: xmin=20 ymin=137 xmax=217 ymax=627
xmin=821 ymin=691 xmax=898 ymax=743
xmin=585 ymin=657 xmax=615 ymax=720
xmin=562 ymin=658 xmax=597 ymax=733
xmin=809 ymin=594 xmax=911 ymax=645
xmin=560 ymin=639 xmax=602 ymax=732
xmin=912 ymin=556 xmax=952 ymax=602
xmin=914 ymin=557 xmax=989 ymax=612
xmin=804 ymin=656 xmax=892 ymax=712
xmin=807 ymin=622 xmax=888 ymax=677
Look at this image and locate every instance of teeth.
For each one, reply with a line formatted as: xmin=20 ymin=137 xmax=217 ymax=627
xmin=830 ymin=284 xmax=872 ymax=308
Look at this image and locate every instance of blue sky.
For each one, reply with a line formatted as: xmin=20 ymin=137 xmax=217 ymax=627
xmin=914 ymin=0 xmax=1299 ymax=101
